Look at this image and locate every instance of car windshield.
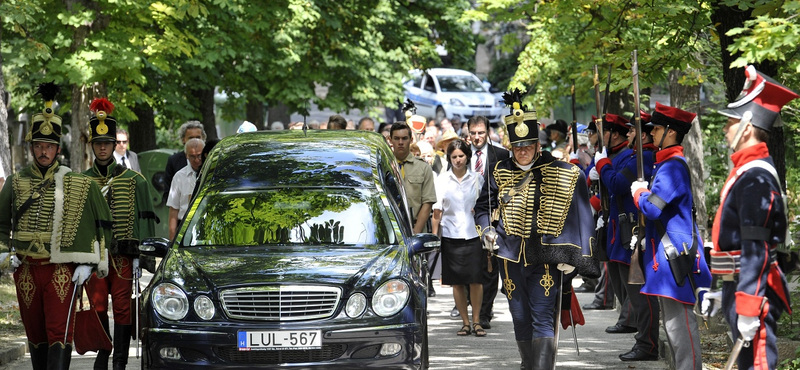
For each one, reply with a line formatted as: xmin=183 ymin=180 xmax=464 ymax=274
xmin=437 ymin=75 xmax=486 ymax=93
xmin=182 ymin=188 xmax=396 ymax=246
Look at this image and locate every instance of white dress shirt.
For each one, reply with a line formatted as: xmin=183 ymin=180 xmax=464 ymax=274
xmin=433 ymin=169 xmax=482 ymax=239
xmin=470 ymin=144 xmax=489 ymax=175
xmin=167 ymin=165 xmax=198 ymax=219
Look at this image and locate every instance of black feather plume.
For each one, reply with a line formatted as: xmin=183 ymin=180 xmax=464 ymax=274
xmin=501 ymin=88 xmax=527 ymax=114
xmin=402 ymin=99 xmax=417 ymax=115
xmin=36 ymin=81 xmax=61 ymax=102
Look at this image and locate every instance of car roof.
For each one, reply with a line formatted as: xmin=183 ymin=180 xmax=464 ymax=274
xmin=201 ymin=130 xmax=395 ymax=191
xmin=426 ymin=68 xmax=477 ymax=77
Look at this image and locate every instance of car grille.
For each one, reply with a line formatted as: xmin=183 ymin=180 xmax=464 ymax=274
xmin=220 ymin=285 xmax=341 ymax=321
xmin=216 ymin=344 xmax=347 ymax=364
xmin=469 ymin=104 xmax=493 ymax=108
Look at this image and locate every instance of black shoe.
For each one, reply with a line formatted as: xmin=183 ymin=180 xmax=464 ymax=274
xmin=582 ymin=302 xmax=613 ymax=310
xmin=479 ymin=319 xmax=491 ymax=330
xmin=619 ymin=348 xmax=658 ymax=361
xmin=428 ymin=289 xmax=436 ymax=297
xmin=450 ymin=306 xmax=460 ymax=318
xmin=605 ymin=324 xmax=638 ymax=334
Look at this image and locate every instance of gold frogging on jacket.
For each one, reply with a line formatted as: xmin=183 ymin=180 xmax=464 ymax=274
xmin=538 ymin=165 xmax=580 ymax=237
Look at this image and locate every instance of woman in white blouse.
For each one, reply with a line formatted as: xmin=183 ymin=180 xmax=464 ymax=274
xmin=431 ymin=139 xmax=487 ymax=337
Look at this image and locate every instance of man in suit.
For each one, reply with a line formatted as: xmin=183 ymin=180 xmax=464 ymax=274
xmin=114 ymin=129 xmax=140 ymax=172
xmin=460 ymin=116 xmax=510 ymax=329
xmin=164 ymin=121 xmax=205 ymax=199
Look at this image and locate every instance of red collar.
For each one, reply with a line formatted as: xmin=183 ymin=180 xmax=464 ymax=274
xmin=655 ymin=145 xmax=683 ymax=163
xmin=731 ymin=142 xmax=770 ymax=168
xmin=611 ymin=140 xmax=629 ymax=154
xmin=633 ymin=143 xmax=657 ymax=154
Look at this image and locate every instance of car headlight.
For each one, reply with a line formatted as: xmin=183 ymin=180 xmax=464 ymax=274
xmin=153 ymin=283 xmax=189 ymax=321
xmin=495 ymin=100 xmax=504 ymax=107
xmin=449 ymin=98 xmax=465 ymax=107
xmin=345 ymin=293 xmax=367 ymax=318
xmin=194 ymin=295 xmax=215 ymax=321
xmin=372 ymin=280 xmax=409 ymax=317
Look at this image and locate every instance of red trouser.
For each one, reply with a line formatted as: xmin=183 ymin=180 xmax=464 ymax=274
xmin=14 ymin=259 xmax=77 ymax=345
xmin=85 ymin=254 xmax=133 ymax=325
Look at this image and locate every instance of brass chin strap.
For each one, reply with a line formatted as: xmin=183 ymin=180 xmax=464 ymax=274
xmin=728 ymin=111 xmax=753 ymax=168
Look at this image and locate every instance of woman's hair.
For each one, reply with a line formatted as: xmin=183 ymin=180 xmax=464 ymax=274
xmin=445 ymin=139 xmax=472 ymax=165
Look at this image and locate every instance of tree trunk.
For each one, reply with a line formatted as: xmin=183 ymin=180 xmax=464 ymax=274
xmin=246 ymin=99 xmax=265 ymax=130
xmin=606 ymin=89 xmax=630 ymax=116
xmin=668 ymin=69 xmax=707 ymax=239
xmin=0 ymin=24 xmax=10 ymax=177
xmin=267 ymin=102 xmax=291 ymax=129
xmin=130 ymin=102 xmax=157 ymax=152
xmin=191 ymin=88 xmax=218 ymax=140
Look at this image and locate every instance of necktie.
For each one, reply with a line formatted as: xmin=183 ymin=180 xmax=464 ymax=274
xmin=475 ymin=150 xmax=483 ymax=175
xmin=399 ymin=159 xmax=409 ymax=179
xmin=120 ymin=156 xmax=127 ymax=168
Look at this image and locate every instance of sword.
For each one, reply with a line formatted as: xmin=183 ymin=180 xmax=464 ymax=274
xmin=553 ymin=269 xmax=564 ymax=369
xmin=723 ymin=338 xmax=748 ymax=370
xmin=133 ymin=257 xmax=141 ymax=358
xmin=64 ymin=282 xmax=80 ymax=344
xmin=724 ymin=297 xmax=767 ymax=370
xmin=569 ymin=309 xmax=579 ymax=355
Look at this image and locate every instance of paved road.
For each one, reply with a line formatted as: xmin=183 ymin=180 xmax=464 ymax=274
xmin=1 ymin=278 xmax=671 ymax=370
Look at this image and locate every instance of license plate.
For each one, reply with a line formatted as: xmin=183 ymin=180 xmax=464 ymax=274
xmin=238 ymin=330 xmax=322 ymax=351
xmin=473 ymin=110 xmax=490 ymax=116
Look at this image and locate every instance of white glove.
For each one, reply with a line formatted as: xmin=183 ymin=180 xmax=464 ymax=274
xmin=0 ymin=252 xmax=21 ymax=273
xmin=630 ymin=180 xmax=649 ymax=198
xmin=594 ymin=147 xmax=607 ymax=163
xmin=557 ymin=263 xmax=575 ymax=274
xmin=737 ymin=315 xmax=760 ymax=341
xmin=700 ymin=290 xmax=722 ymax=318
xmin=482 ymin=227 xmax=499 ymax=251
xmin=569 ymin=151 xmax=579 ymax=161
xmin=589 ymin=167 xmax=600 ymax=181
xmin=72 ymin=265 xmax=94 ymax=286
xmin=595 ymin=217 xmax=605 ymax=231
xmin=629 ymin=235 xmax=639 ymax=251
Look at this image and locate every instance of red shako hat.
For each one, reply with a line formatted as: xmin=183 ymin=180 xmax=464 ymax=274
xmin=718 ymin=65 xmax=798 ymax=130
xmin=647 ymin=102 xmax=696 ymax=134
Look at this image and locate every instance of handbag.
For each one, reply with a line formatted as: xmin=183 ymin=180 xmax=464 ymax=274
xmin=73 ymin=286 xmax=113 ymax=355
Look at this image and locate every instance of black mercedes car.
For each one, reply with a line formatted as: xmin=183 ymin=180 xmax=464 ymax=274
xmin=139 ymin=130 xmax=438 ymax=369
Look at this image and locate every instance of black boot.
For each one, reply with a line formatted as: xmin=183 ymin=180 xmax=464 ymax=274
xmin=29 ymin=342 xmax=48 ymax=370
xmin=531 ymin=337 xmax=556 ymax=370
xmin=112 ymin=324 xmax=132 ymax=370
xmin=95 ymin=312 xmax=112 ymax=370
xmin=46 ymin=343 xmax=71 ymax=370
xmin=516 ymin=340 xmax=534 ymax=370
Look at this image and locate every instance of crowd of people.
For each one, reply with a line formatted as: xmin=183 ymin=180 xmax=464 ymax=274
xmin=0 ymin=64 xmax=796 ymax=370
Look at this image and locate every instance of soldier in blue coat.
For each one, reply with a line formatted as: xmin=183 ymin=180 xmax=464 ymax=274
xmin=592 ymin=112 xmax=660 ymax=361
xmin=475 ymin=89 xmax=598 ymax=370
xmin=631 ymin=102 xmax=711 ymax=370
xmin=709 ymin=65 xmax=796 ymax=370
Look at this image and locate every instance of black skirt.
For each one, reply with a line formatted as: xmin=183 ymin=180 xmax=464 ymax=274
xmin=440 ymin=237 xmax=487 ymax=285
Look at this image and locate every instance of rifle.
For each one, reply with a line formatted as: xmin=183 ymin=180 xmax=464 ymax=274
xmin=133 ymin=257 xmax=141 ymax=358
xmin=592 ymin=65 xmax=611 ymax=261
xmin=571 ymin=80 xmax=579 ymax=153
xmin=628 ymin=50 xmax=646 ymax=285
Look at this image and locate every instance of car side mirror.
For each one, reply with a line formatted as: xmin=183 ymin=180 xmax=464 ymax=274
xmin=409 ymin=233 xmax=440 ymax=256
xmin=139 ymin=237 xmax=170 ymax=258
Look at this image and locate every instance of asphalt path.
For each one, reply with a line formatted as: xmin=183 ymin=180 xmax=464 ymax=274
xmin=1 ymin=278 xmax=670 ymax=370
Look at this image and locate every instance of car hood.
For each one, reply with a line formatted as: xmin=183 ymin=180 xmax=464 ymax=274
xmin=157 ymin=245 xmax=407 ymax=292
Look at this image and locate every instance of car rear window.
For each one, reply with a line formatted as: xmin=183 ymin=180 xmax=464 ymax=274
xmin=182 ymin=188 xmax=395 ymax=246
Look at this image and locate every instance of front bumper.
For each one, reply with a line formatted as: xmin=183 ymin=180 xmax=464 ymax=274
xmin=445 ymin=105 xmax=503 ymax=124
xmin=142 ymin=323 xmax=422 ymax=369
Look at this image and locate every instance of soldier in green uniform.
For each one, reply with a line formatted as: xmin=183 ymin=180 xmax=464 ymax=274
xmin=82 ymin=98 xmax=157 ymax=370
xmin=0 ymin=82 xmax=113 ymax=370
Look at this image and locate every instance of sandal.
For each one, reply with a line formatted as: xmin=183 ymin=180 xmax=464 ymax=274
xmin=457 ymin=324 xmax=471 ymax=336
xmin=472 ymin=323 xmax=486 ymax=337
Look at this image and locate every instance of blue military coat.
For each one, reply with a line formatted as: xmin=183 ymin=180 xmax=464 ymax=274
xmin=633 ymin=145 xmax=711 ymax=304
xmin=596 ymin=143 xmax=656 ymax=264
xmin=474 ymin=151 xmax=599 ymax=277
